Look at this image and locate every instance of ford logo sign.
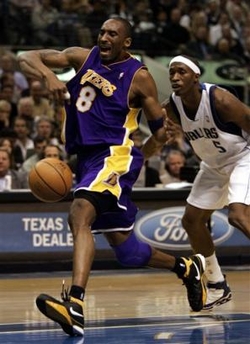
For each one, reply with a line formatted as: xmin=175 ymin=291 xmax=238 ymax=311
xmin=134 ymin=207 xmax=234 ymax=250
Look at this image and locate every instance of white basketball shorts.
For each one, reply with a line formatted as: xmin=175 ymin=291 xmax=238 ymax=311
xmin=187 ymin=150 xmax=250 ymax=209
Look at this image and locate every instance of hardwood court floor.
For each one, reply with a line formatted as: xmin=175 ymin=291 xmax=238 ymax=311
xmin=0 ymin=268 xmax=249 ymax=343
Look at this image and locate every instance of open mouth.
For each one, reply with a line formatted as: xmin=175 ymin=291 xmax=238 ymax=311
xmin=100 ymin=46 xmax=111 ymax=54
xmin=171 ymin=83 xmax=181 ymax=91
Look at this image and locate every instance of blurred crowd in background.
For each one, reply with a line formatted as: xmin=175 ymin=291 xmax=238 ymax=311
xmin=0 ymin=0 xmax=250 ymax=190
xmin=1 ymin=0 xmax=250 ymax=63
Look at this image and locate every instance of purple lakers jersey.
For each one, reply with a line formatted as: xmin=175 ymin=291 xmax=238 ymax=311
xmin=63 ymin=46 xmax=145 ymax=154
xmin=61 ymin=46 xmax=147 ymax=231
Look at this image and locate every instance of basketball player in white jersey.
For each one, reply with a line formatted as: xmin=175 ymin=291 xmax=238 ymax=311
xmin=163 ymin=55 xmax=250 ymax=310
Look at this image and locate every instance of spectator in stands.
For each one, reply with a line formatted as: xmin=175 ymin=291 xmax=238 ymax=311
xmin=56 ymin=0 xmax=87 ymax=46
xmin=77 ymin=24 xmax=94 ymax=49
xmin=0 ymin=137 xmax=13 ymax=154
xmin=134 ymin=159 xmax=162 ymax=187
xmin=42 ymin=143 xmax=63 ymax=159
xmin=70 ymin=0 xmax=90 ymax=14
xmin=0 ymin=136 xmax=23 ymax=171
xmin=205 ymin=0 xmax=221 ymax=26
xmin=6 ymin=0 xmax=39 ymax=45
xmin=69 ymin=0 xmax=93 ymax=48
xmin=17 ymin=97 xmax=36 ymax=136
xmin=3 ymin=0 xmax=250 ymax=55
xmin=220 ymin=23 xmax=244 ymax=57
xmin=34 ymin=116 xmax=65 ymax=156
xmin=110 ymin=0 xmax=134 ymax=24
xmin=161 ymin=7 xmax=190 ymax=55
xmin=0 ymin=53 xmax=29 ymax=101
xmin=160 ymin=149 xmax=186 ymax=185
xmin=0 ymin=100 xmax=12 ymax=130
xmin=177 ymin=0 xmax=192 ymax=30
xmin=0 ymin=83 xmax=18 ymax=127
xmin=19 ymin=136 xmax=48 ymax=173
xmin=34 ymin=116 xmax=56 ymax=142
xmin=84 ymin=0 xmax=109 ymax=42
xmin=153 ymin=7 xmax=168 ymax=36
xmin=0 ymin=72 xmax=15 ymax=90
xmin=226 ymin=0 xmax=249 ymax=16
xmin=132 ymin=8 xmax=156 ymax=53
xmin=189 ymin=9 xmax=208 ymax=40
xmin=0 ymin=71 xmax=20 ymax=104
xmin=12 ymin=116 xmax=34 ymax=167
xmin=0 ymin=148 xmax=29 ymax=190
xmin=228 ymin=4 xmax=245 ymax=43
xmin=213 ymin=37 xmax=245 ymax=64
xmin=31 ymin=0 xmax=60 ymax=46
xmin=20 ymin=77 xmax=37 ymax=98
xmin=185 ymin=25 xmax=214 ymax=60
xmin=27 ymin=80 xmax=55 ymax=120
xmin=0 ymin=129 xmax=23 ymax=169
xmin=209 ymin=12 xmax=236 ymax=47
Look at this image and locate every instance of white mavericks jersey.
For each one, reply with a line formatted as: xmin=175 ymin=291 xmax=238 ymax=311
xmin=170 ymin=83 xmax=250 ymax=169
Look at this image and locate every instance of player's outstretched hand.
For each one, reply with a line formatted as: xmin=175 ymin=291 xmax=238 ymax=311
xmin=164 ymin=115 xmax=182 ymax=144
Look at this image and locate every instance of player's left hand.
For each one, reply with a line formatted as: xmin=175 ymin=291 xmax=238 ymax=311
xmin=164 ymin=116 xmax=182 ymax=144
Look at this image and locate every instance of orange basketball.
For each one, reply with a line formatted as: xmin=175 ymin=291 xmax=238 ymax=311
xmin=29 ymin=158 xmax=73 ymax=203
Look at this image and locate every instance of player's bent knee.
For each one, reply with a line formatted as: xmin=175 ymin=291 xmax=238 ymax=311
xmin=112 ymin=231 xmax=152 ymax=267
xmin=228 ymin=213 xmax=250 ymax=238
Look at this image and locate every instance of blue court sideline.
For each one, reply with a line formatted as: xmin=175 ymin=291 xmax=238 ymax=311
xmin=0 ymin=313 xmax=250 ymax=344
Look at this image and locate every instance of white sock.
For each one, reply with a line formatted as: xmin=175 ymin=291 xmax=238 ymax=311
xmin=205 ymin=253 xmax=224 ymax=283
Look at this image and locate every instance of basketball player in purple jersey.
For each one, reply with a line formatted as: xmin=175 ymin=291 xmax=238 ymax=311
xmin=163 ymin=55 xmax=250 ymax=310
xmin=19 ymin=18 xmax=207 ymax=336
